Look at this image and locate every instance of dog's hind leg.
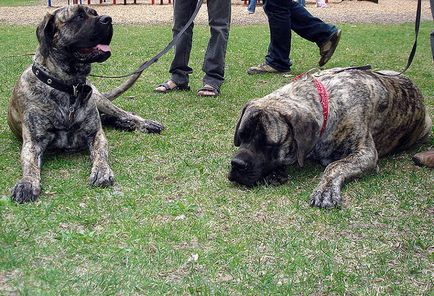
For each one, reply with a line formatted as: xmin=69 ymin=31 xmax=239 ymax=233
xmin=95 ymin=95 xmax=164 ymax=134
xmin=310 ymin=134 xmax=378 ymax=209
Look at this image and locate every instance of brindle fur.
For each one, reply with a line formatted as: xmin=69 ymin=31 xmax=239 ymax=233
xmin=229 ymin=67 xmax=431 ymax=209
xmin=8 ymin=5 xmax=163 ymax=203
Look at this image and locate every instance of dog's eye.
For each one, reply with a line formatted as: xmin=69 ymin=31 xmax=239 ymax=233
xmin=88 ymin=9 xmax=98 ymax=16
xmin=75 ymin=13 xmax=84 ymax=21
xmin=264 ymin=143 xmax=279 ymax=149
xmin=73 ymin=9 xmax=88 ymax=21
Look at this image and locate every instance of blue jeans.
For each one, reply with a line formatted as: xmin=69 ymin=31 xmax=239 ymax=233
xmin=248 ymin=0 xmax=257 ymax=12
xmin=169 ymin=0 xmax=231 ymax=90
xmin=263 ymin=0 xmax=337 ymax=72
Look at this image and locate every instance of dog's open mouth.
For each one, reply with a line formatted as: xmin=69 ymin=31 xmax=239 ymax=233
xmin=74 ymin=43 xmax=111 ymax=63
xmin=79 ymin=44 xmax=111 ymax=54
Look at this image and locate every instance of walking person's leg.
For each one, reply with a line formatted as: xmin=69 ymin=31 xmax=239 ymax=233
xmin=198 ymin=0 xmax=231 ymax=96
xmin=290 ymin=1 xmax=337 ymax=45
xmin=315 ymin=0 xmax=327 ymax=8
xmin=290 ymin=0 xmax=341 ymax=66
xmin=247 ymin=0 xmax=257 ymax=13
xmin=248 ymin=0 xmax=292 ymax=74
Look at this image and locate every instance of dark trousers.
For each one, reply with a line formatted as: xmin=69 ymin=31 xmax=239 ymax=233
xmin=169 ymin=0 xmax=231 ymax=90
xmin=430 ymin=0 xmax=434 ymax=60
xmin=263 ymin=0 xmax=337 ymax=72
xmin=431 ymin=31 xmax=434 ymax=61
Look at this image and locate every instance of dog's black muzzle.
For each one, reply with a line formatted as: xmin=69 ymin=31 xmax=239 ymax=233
xmin=228 ymin=149 xmax=265 ymax=187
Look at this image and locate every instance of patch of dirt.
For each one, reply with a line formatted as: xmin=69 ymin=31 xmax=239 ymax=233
xmin=0 ymin=0 xmax=432 ymax=25
xmin=0 ymin=270 xmax=20 ymax=296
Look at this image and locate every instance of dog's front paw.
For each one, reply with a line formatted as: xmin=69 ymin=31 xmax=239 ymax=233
xmin=138 ymin=119 xmax=164 ymax=134
xmin=89 ymin=166 xmax=115 ymax=187
xmin=263 ymin=166 xmax=289 ymax=186
xmin=309 ymin=184 xmax=342 ymax=209
xmin=11 ymin=180 xmax=41 ymax=203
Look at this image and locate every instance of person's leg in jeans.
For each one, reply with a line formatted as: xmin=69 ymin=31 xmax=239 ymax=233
xmin=263 ymin=0 xmax=292 ymax=72
xmin=265 ymin=0 xmax=338 ymax=70
xmin=247 ymin=0 xmax=257 ymax=13
xmin=201 ymin=0 xmax=231 ymax=92
xmin=169 ymin=0 xmax=197 ymax=86
xmin=289 ymin=0 xmax=337 ymax=46
xmin=249 ymin=0 xmax=339 ymax=74
xmin=290 ymin=1 xmax=340 ymax=66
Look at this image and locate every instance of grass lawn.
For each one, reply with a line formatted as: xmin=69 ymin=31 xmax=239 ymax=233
xmin=0 ymin=22 xmax=433 ymax=295
xmin=0 ymin=0 xmax=40 ymax=7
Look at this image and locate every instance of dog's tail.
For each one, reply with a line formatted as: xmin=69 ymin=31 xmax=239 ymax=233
xmin=102 ymin=71 xmax=142 ymax=101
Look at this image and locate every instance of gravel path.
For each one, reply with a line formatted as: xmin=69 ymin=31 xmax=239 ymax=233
xmin=0 ymin=0 xmax=432 ymax=25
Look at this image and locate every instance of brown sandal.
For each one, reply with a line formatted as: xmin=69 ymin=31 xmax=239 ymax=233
xmin=197 ymin=84 xmax=220 ymax=97
xmin=155 ymin=80 xmax=190 ymax=93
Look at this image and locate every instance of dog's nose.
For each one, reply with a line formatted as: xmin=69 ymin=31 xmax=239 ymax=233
xmin=99 ymin=15 xmax=112 ymax=25
xmin=231 ymin=158 xmax=248 ymax=170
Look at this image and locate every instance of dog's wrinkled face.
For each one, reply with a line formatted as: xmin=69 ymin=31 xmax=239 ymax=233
xmin=37 ymin=5 xmax=113 ymax=64
xmin=228 ymin=99 xmax=320 ymax=187
xmin=228 ymin=102 xmax=296 ymax=186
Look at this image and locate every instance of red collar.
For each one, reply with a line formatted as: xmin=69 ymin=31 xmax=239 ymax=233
xmin=313 ymin=79 xmax=328 ymax=135
xmin=292 ymin=74 xmax=329 ymax=135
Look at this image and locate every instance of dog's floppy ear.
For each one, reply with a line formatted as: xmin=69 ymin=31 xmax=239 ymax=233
xmin=282 ymin=109 xmax=320 ymax=167
xmin=234 ymin=100 xmax=258 ymax=147
xmin=36 ymin=12 xmax=56 ymax=58
xmin=261 ymin=111 xmax=289 ymax=145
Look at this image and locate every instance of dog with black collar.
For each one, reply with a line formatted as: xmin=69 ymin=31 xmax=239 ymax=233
xmin=8 ymin=5 xmax=163 ymax=203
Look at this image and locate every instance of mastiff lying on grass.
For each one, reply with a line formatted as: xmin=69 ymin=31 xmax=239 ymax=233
xmin=228 ymin=67 xmax=431 ymax=208
xmin=8 ymin=5 xmax=163 ymax=203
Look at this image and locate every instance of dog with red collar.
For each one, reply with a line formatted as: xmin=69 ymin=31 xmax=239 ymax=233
xmin=229 ymin=67 xmax=431 ymax=208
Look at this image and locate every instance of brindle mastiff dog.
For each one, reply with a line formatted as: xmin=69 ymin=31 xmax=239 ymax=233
xmin=228 ymin=67 xmax=431 ymax=208
xmin=8 ymin=5 xmax=163 ymax=203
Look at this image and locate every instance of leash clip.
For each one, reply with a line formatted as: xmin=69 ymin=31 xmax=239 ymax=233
xmin=72 ymin=84 xmax=79 ymax=97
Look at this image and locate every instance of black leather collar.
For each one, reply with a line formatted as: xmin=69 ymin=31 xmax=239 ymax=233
xmin=32 ymin=63 xmax=92 ymax=98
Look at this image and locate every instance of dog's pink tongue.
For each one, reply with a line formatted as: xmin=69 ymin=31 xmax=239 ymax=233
xmin=96 ymin=44 xmax=111 ymax=52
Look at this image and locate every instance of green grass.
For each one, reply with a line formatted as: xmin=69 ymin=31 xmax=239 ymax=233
xmin=0 ymin=0 xmax=40 ymax=7
xmin=0 ymin=22 xmax=433 ymax=295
